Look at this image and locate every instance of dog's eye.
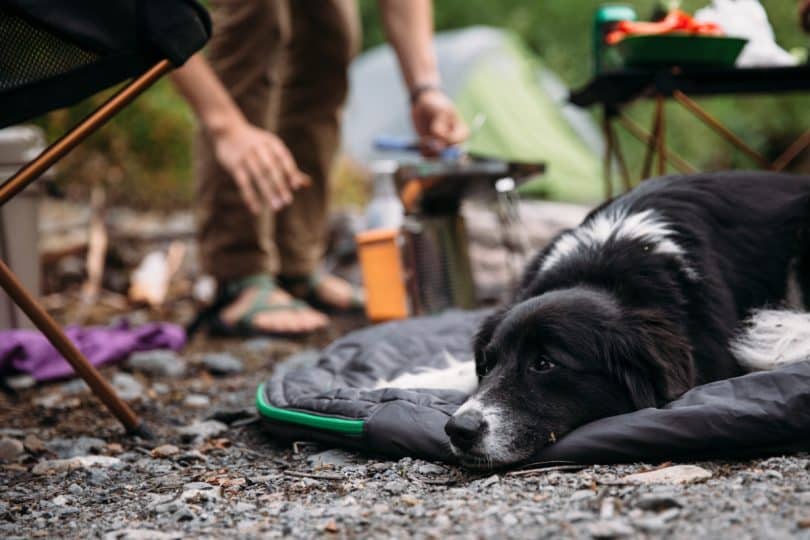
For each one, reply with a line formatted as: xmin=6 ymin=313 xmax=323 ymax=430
xmin=532 ymin=356 xmax=557 ymax=372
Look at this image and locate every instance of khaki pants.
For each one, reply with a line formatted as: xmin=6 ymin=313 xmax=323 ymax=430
xmin=195 ymin=0 xmax=360 ymax=282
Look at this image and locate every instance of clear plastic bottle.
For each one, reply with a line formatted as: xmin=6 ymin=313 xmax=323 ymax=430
xmin=365 ymin=160 xmax=404 ymax=230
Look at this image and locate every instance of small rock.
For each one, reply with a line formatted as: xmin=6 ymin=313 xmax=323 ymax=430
xmin=112 ymin=373 xmax=144 ymax=401
xmin=105 ymin=443 xmax=123 ymax=455
xmin=241 ymin=338 xmax=275 ymax=353
xmin=207 ymin=407 xmax=255 ymax=425
xmin=45 ymin=436 xmax=105 ymax=458
xmin=177 ymin=420 xmax=228 ymax=443
xmin=152 ymin=383 xmax=170 ymax=395
xmin=103 ymin=529 xmax=182 ymax=540
xmin=383 ymin=481 xmax=406 ymax=495
xmin=635 ymin=494 xmax=683 ymax=512
xmin=180 ymin=482 xmax=221 ymax=504
xmin=67 ymin=483 xmax=83 ymax=496
xmin=151 ymin=444 xmax=180 ymax=459
xmin=183 ymin=394 xmax=210 ymax=408
xmin=200 ymin=353 xmax=244 ymax=376
xmin=0 ymin=438 xmax=24 ymax=462
xmin=401 ymin=494 xmax=421 ymax=506
xmin=60 ymin=379 xmax=89 ymax=395
xmin=32 ymin=455 xmax=121 ymax=475
xmin=600 ymin=497 xmax=617 ymax=519
xmin=34 ymin=393 xmax=80 ymax=410
xmin=307 ymin=449 xmax=355 ymax=468
xmin=127 ymin=350 xmax=186 ymax=377
xmin=4 ymin=374 xmax=36 ymax=391
xmin=587 ymin=519 xmax=635 ymax=538
xmin=764 ymin=469 xmax=783 ymax=481
xmin=174 ymin=450 xmax=207 ymax=463
xmin=622 ymin=465 xmax=712 ymax=485
xmin=570 ymin=489 xmax=596 ymax=503
xmin=476 ymin=474 xmax=500 ymax=488
xmin=415 ymin=462 xmax=446 ymax=475
xmin=51 ymin=495 xmax=71 ymax=506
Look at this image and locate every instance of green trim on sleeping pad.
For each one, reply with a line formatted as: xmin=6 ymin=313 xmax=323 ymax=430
xmin=255 ymin=384 xmax=365 ymax=435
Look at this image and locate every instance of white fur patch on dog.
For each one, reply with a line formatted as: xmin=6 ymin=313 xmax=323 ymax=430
xmin=541 ymin=209 xmax=697 ymax=279
xmin=729 ymin=309 xmax=810 ymax=371
xmin=373 ymin=351 xmax=477 ymax=393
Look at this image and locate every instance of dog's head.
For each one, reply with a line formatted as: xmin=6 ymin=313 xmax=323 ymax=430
xmin=445 ymin=287 xmax=694 ymax=469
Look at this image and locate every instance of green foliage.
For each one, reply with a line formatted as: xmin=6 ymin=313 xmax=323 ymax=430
xmin=39 ymin=1 xmax=810 ymax=207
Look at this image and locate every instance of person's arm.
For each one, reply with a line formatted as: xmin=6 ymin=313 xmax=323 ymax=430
xmin=377 ymin=0 xmax=468 ymax=153
xmin=170 ymin=54 xmax=308 ymax=213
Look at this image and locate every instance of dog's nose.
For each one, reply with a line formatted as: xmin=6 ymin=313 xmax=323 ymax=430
xmin=445 ymin=410 xmax=485 ymax=450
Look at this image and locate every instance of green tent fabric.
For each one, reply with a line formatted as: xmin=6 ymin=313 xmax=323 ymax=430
xmin=342 ymin=26 xmax=604 ymax=204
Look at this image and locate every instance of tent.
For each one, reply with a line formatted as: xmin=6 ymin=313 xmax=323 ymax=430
xmin=342 ymin=26 xmax=605 ymax=204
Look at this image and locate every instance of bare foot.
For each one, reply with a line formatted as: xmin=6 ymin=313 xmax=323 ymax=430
xmin=219 ymin=285 xmax=328 ymax=334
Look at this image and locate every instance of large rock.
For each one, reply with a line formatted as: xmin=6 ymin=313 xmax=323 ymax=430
xmin=622 ymin=465 xmax=712 ymax=485
xmin=112 ymin=373 xmax=144 ymax=401
xmin=177 ymin=420 xmax=228 ymax=443
xmin=200 ymin=353 xmax=244 ymax=376
xmin=0 ymin=438 xmax=24 ymax=462
xmin=127 ymin=350 xmax=186 ymax=378
xmin=32 ymin=455 xmax=121 ymax=475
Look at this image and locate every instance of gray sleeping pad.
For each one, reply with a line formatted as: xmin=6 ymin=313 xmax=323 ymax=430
xmin=258 ymin=310 xmax=810 ymax=465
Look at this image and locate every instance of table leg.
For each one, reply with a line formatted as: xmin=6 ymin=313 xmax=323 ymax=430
xmin=771 ymin=129 xmax=810 ymax=172
xmin=672 ymin=90 xmax=770 ymax=169
xmin=616 ymin=114 xmax=697 ymax=174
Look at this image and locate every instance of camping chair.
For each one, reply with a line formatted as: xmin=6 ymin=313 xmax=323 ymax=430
xmin=0 ymin=0 xmax=210 ymax=436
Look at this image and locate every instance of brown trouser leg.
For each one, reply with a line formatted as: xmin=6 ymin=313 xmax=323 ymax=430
xmin=195 ymin=0 xmax=359 ymax=282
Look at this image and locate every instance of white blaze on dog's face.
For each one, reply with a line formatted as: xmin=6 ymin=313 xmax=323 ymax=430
xmin=445 ymin=287 xmax=691 ymax=469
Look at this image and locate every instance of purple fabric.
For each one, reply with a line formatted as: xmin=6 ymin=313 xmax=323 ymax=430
xmin=0 ymin=321 xmax=186 ymax=381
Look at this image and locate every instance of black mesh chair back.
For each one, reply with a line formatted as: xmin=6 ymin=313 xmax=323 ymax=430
xmin=0 ymin=0 xmax=210 ymax=435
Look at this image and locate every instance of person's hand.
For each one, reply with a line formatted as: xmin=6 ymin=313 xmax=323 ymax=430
xmin=801 ymin=0 xmax=810 ymax=32
xmin=211 ymin=120 xmax=310 ymax=214
xmin=410 ymin=89 xmax=469 ymax=156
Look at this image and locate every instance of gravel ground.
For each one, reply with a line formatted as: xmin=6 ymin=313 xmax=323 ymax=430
xmin=3 ymin=334 xmax=810 ymax=539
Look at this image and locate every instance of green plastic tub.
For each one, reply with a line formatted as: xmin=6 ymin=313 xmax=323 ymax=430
xmin=614 ymin=34 xmax=747 ymax=68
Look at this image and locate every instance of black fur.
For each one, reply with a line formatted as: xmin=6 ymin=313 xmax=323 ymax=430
xmin=447 ymin=172 xmax=810 ymax=468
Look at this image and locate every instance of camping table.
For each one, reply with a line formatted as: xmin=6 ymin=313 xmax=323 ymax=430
xmin=569 ymin=64 xmax=810 ymax=198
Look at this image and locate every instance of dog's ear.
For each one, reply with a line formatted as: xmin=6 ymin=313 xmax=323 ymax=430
xmin=473 ymin=308 xmax=507 ymax=378
xmin=613 ymin=310 xmax=695 ymax=409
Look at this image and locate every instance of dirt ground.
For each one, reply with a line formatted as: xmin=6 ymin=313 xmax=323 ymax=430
xmin=2 ymin=318 xmax=810 ymax=539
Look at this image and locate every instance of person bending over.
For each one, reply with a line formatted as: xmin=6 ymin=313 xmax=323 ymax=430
xmin=172 ymin=1 xmax=468 ymax=336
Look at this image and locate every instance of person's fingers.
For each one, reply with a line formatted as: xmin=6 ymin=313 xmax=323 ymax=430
xmin=269 ymin=139 xmax=310 ymax=190
xmin=244 ymin=153 xmax=282 ymax=210
xmin=254 ymin=145 xmax=292 ymax=204
xmin=232 ymin=166 xmax=261 ymax=214
xmin=444 ymin=115 xmax=470 ymax=145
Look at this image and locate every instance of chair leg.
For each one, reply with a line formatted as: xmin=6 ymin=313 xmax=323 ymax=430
xmin=0 ymin=257 xmax=150 ymax=436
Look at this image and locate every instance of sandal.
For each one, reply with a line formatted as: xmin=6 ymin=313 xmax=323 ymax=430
xmin=279 ymin=270 xmax=365 ymax=314
xmin=187 ymin=274 xmax=326 ymax=338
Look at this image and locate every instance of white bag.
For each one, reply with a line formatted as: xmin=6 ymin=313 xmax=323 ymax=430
xmin=694 ymin=0 xmax=796 ymax=67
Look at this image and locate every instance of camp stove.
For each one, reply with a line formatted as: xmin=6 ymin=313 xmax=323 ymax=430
xmin=356 ymin=146 xmax=544 ymax=322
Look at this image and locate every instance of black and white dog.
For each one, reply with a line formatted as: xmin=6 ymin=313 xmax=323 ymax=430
xmin=445 ymin=172 xmax=810 ymax=469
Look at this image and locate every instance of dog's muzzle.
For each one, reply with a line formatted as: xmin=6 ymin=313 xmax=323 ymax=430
xmin=445 ymin=409 xmax=486 ymax=451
